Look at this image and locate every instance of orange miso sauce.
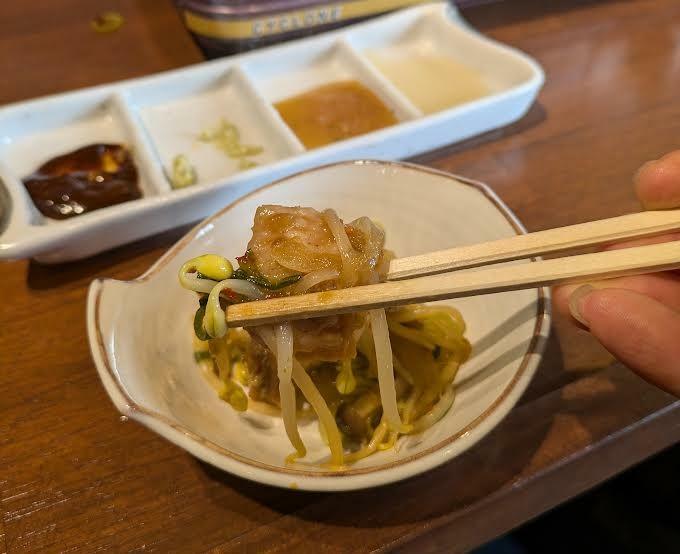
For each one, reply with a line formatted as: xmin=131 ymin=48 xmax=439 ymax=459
xmin=274 ymin=80 xmax=398 ymax=149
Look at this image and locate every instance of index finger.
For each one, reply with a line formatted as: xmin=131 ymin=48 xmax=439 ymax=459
xmin=634 ymin=150 xmax=680 ymax=209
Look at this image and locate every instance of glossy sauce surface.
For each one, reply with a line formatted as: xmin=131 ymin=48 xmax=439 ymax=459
xmin=23 ymin=143 xmax=141 ymax=220
xmin=274 ymin=80 xmax=398 ymax=149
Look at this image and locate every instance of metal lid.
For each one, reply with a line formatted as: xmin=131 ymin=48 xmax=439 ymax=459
xmin=176 ymin=0 xmax=340 ymax=18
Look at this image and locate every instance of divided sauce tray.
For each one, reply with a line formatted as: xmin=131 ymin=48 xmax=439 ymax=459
xmin=0 ymin=2 xmax=544 ymax=263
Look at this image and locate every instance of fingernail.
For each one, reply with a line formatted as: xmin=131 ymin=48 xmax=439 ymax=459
xmin=569 ymin=284 xmax=596 ymax=327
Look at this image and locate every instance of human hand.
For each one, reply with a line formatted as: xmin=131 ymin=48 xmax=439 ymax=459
xmin=553 ymin=151 xmax=680 ymax=396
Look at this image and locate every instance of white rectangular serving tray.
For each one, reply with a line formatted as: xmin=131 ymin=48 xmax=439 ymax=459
xmin=0 ymin=2 xmax=543 ymax=263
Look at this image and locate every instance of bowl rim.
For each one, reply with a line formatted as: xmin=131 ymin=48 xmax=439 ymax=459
xmin=87 ymin=159 xmax=550 ymax=490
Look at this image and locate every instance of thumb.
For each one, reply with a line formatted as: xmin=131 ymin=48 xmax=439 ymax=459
xmin=568 ymin=286 xmax=680 ymax=396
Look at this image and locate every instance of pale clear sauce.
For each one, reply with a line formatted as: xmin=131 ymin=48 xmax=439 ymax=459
xmin=366 ymin=49 xmax=490 ymax=115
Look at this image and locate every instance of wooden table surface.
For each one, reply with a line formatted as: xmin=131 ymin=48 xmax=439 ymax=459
xmin=1 ymin=0 xmax=679 ymax=552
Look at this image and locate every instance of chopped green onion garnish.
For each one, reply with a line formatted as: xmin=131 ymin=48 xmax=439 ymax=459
xmin=193 ymin=297 xmax=210 ymax=341
xmin=194 ymin=351 xmax=212 ymax=362
xmin=232 ymin=268 xmax=301 ymax=290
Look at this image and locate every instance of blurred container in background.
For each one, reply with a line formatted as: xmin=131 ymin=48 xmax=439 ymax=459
xmin=175 ymin=0 xmax=438 ymax=57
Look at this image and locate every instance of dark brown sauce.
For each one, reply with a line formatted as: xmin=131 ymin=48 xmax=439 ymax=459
xmin=22 ymin=144 xmax=141 ymax=220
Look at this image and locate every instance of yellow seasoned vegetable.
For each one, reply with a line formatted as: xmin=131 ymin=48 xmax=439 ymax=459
xmin=198 ymin=119 xmax=263 ymax=169
xmin=170 ymin=154 xmax=197 ymax=189
xmin=180 ymin=254 xmax=233 ymax=283
xmin=90 ymin=12 xmax=124 ymax=33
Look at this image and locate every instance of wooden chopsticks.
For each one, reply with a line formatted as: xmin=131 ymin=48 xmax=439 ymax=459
xmin=225 ymin=210 xmax=680 ymax=328
xmin=388 ymin=209 xmax=680 ymax=280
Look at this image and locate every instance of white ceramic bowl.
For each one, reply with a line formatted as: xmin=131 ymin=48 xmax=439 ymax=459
xmin=87 ymin=161 xmax=550 ymax=491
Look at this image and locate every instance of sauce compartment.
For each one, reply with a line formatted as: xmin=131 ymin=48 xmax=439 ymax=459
xmin=0 ymin=92 xmax=163 ymax=225
xmin=347 ymin=8 xmax=537 ymax=115
xmin=0 ymin=2 xmax=544 ymax=262
xmin=128 ymin=67 xmax=302 ymax=190
xmin=242 ymin=40 xmax=419 ymax=149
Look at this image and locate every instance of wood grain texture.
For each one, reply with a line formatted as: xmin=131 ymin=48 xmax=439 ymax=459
xmin=1 ymin=0 xmax=680 ymax=552
xmin=0 ymin=519 xmax=6 ymax=554
xmin=0 ymin=0 xmax=202 ymax=105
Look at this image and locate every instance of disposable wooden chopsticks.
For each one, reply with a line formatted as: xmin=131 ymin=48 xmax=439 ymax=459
xmin=388 ymin=209 xmax=680 ymax=280
xmin=225 ymin=209 xmax=680 ymax=328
